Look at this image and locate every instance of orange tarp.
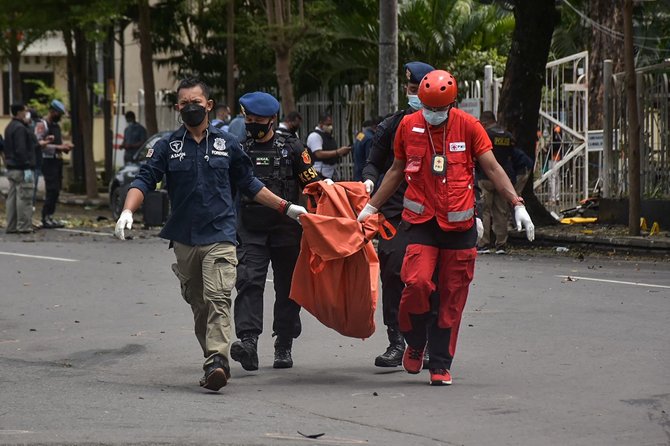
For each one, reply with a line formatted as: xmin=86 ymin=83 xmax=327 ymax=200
xmin=290 ymin=181 xmax=394 ymax=339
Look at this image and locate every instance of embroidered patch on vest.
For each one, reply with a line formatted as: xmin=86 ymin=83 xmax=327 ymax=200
xmin=449 ymin=142 xmax=466 ymax=152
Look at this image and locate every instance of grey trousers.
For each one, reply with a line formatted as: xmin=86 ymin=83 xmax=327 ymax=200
xmin=5 ymin=169 xmax=34 ymax=233
xmin=171 ymin=241 xmax=237 ymax=370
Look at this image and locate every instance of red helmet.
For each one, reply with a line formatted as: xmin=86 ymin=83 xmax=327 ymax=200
xmin=418 ymin=70 xmax=457 ymax=108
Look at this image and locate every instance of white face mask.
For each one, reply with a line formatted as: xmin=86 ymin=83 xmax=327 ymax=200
xmin=422 ymin=108 xmax=449 ymax=126
xmin=24 ymin=112 xmax=31 ymax=123
xmin=407 ymin=94 xmax=423 ymax=110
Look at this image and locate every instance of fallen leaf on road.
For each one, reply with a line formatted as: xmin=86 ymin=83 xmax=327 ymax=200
xmin=297 ymin=431 xmax=325 ymax=439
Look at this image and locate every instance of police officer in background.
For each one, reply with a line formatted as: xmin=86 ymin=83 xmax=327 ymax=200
xmin=231 ymin=92 xmax=326 ymax=372
xmin=362 ymin=61 xmax=434 ymax=368
xmin=114 ymin=79 xmax=308 ymax=392
xmin=276 ymin=111 xmax=302 ymax=139
xmin=353 ymin=117 xmax=381 ymax=181
xmin=35 ymin=100 xmax=73 ymax=229
xmin=476 ymin=111 xmax=516 ymax=254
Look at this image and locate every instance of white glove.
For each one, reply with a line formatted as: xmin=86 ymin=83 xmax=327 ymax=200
xmin=363 ymin=179 xmax=374 ymax=194
xmin=286 ymin=204 xmax=308 ymax=223
xmin=476 ymin=217 xmax=483 ymax=243
xmin=357 ymin=203 xmax=378 ymax=222
xmin=323 ymin=178 xmax=334 ymax=186
xmin=115 ymin=209 xmax=133 ymax=240
xmin=514 ymin=205 xmax=535 ymax=241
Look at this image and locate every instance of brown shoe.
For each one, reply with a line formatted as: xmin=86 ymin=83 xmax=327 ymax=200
xmin=202 ymin=358 xmax=230 ymax=391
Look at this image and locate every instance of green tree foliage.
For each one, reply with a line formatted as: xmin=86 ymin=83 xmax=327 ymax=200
xmin=148 ymin=0 xmax=513 ymax=101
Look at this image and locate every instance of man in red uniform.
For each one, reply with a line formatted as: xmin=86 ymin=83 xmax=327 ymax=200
xmin=358 ymin=70 xmax=534 ymax=386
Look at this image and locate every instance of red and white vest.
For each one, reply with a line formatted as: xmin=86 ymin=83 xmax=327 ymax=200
xmin=394 ymin=108 xmax=492 ymax=232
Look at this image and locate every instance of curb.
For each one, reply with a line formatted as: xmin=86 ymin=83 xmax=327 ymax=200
xmin=509 ymin=230 xmax=670 ymax=253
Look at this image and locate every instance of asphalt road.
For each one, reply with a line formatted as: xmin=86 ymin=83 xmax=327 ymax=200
xmin=0 ymin=228 xmax=668 ymax=446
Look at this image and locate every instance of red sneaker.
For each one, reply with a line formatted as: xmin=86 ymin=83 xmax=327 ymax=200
xmin=402 ymin=345 xmax=425 ymax=374
xmin=429 ymin=368 xmax=452 ymax=386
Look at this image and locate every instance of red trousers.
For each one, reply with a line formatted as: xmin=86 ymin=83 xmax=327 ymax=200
xmin=399 ymin=243 xmax=476 ymax=368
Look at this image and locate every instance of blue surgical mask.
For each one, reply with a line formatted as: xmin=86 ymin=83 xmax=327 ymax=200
xmin=407 ymin=94 xmax=422 ymax=110
xmin=422 ymin=108 xmax=450 ymax=126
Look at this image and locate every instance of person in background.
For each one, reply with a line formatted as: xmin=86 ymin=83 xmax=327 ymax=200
xmin=113 ymin=78 xmax=307 ymax=392
xmin=352 ymin=117 xmax=380 ymax=182
xmin=4 ymin=103 xmax=39 ymax=233
xmin=34 ymin=99 xmax=72 ymax=229
xmin=227 ymin=109 xmax=247 ymax=143
xmin=357 ymin=70 xmax=535 ymax=386
xmin=122 ymin=111 xmax=148 ymax=163
xmin=276 ymin=111 xmax=303 ymax=140
xmin=476 ymin=111 xmax=515 ymax=255
xmin=305 ymin=112 xmax=351 ymax=180
xmin=211 ymin=104 xmax=231 ymax=131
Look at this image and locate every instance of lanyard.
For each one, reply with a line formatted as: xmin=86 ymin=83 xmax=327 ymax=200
xmin=425 ymin=117 xmax=448 ymax=176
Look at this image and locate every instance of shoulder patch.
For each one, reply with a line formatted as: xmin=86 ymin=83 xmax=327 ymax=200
xmin=356 ymin=132 xmax=365 ymax=141
xmin=146 ymin=148 xmax=154 ymax=158
xmin=301 ymin=150 xmax=312 ymax=164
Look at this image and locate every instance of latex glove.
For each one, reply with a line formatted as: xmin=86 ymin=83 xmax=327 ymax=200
xmin=357 ymin=203 xmax=378 ymax=222
xmin=476 ymin=217 xmax=483 ymax=243
xmin=115 ymin=210 xmax=133 ymax=240
xmin=286 ymin=204 xmax=308 ymax=223
xmin=363 ymin=179 xmax=374 ymax=194
xmin=323 ymin=178 xmax=334 ymax=186
xmin=514 ymin=205 xmax=535 ymax=241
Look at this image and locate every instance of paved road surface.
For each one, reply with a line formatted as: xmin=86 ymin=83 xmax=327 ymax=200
xmin=1 ymin=229 xmax=668 ymax=445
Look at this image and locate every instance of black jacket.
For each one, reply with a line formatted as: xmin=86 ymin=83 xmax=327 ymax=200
xmin=3 ymin=118 xmax=37 ymax=169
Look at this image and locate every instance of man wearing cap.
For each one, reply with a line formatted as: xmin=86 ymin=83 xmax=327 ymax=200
xmin=35 ymin=99 xmax=73 ymax=229
xmin=230 ymin=92 xmax=324 ymax=372
xmin=113 ymin=78 xmax=308 ymax=392
xmin=361 ymin=61 xmax=435 ymax=368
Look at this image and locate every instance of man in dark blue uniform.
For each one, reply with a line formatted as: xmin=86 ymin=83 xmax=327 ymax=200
xmin=353 ymin=117 xmax=380 ymax=181
xmin=362 ymin=61 xmax=434 ymax=367
xmin=114 ymin=78 xmax=307 ymax=392
xmin=230 ymin=92 xmax=325 ymax=371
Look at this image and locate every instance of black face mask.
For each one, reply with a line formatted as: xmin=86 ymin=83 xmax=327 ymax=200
xmin=52 ymin=114 xmax=62 ymax=123
xmin=246 ymin=121 xmax=273 ymax=140
xmin=180 ymin=103 xmax=207 ymax=127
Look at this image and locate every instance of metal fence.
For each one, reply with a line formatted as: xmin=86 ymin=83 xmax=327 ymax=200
xmin=296 ymin=83 xmax=376 ymax=180
xmin=534 ymin=51 xmax=590 ymax=211
xmin=606 ymin=61 xmax=670 ymax=199
xmin=138 ymin=84 xmax=377 ymax=181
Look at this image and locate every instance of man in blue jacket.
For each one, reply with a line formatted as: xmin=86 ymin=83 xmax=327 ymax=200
xmin=114 ymin=78 xmax=307 ymax=392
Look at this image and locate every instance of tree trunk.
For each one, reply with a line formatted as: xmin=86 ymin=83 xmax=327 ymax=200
xmin=623 ymin=0 xmax=640 ymax=236
xmin=378 ymin=0 xmax=398 ymax=116
xmin=275 ymin=45 xmax=296 ymax=113
xmin=138 ymin=0 xmax=158 ymax=135
xmin=498 ymin=0 xmax=560 ymax=226
xmin=588 ymin=0 xmax=624 ymax=129
xmin=71 ymin=29 xmax=97 ymax=199
xmin=226 ymin=0 xmax=236 ymax=112
xmin=8 ymin=34 xmax=22 ymax=104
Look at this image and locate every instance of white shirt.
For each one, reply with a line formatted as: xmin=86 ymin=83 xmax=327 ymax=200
xmin=306 ymin=126 xmax=333 ymax=177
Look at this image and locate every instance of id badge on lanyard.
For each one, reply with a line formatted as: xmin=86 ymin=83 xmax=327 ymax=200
xmin=427 ymin=125 xmax=447 ymax=177
xmin=431 ymin=154 xmax=446 ymax=176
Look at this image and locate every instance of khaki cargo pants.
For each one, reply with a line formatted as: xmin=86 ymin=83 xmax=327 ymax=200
xmin=478 ymin=178 xmax=510 ymax=249
xmin=172 ymin=241 xmax=237 ymax=370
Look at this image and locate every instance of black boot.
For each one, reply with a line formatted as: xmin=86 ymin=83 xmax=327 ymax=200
xmin=273 ymin=337 xmax=293 ymax=369
xmin=375 ymin=328 xmax=405 ymax=367
xmin=230 ymin=335 xmax=258 ymax=371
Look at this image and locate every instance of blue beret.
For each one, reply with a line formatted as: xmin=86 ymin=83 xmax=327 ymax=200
xmin=403 ymin=61 xmax=435 ymax=84
xmin=239 ymin=92 xmax=280 ymax=117
xmin=50 ymin=99 xmax=66 ymax=114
